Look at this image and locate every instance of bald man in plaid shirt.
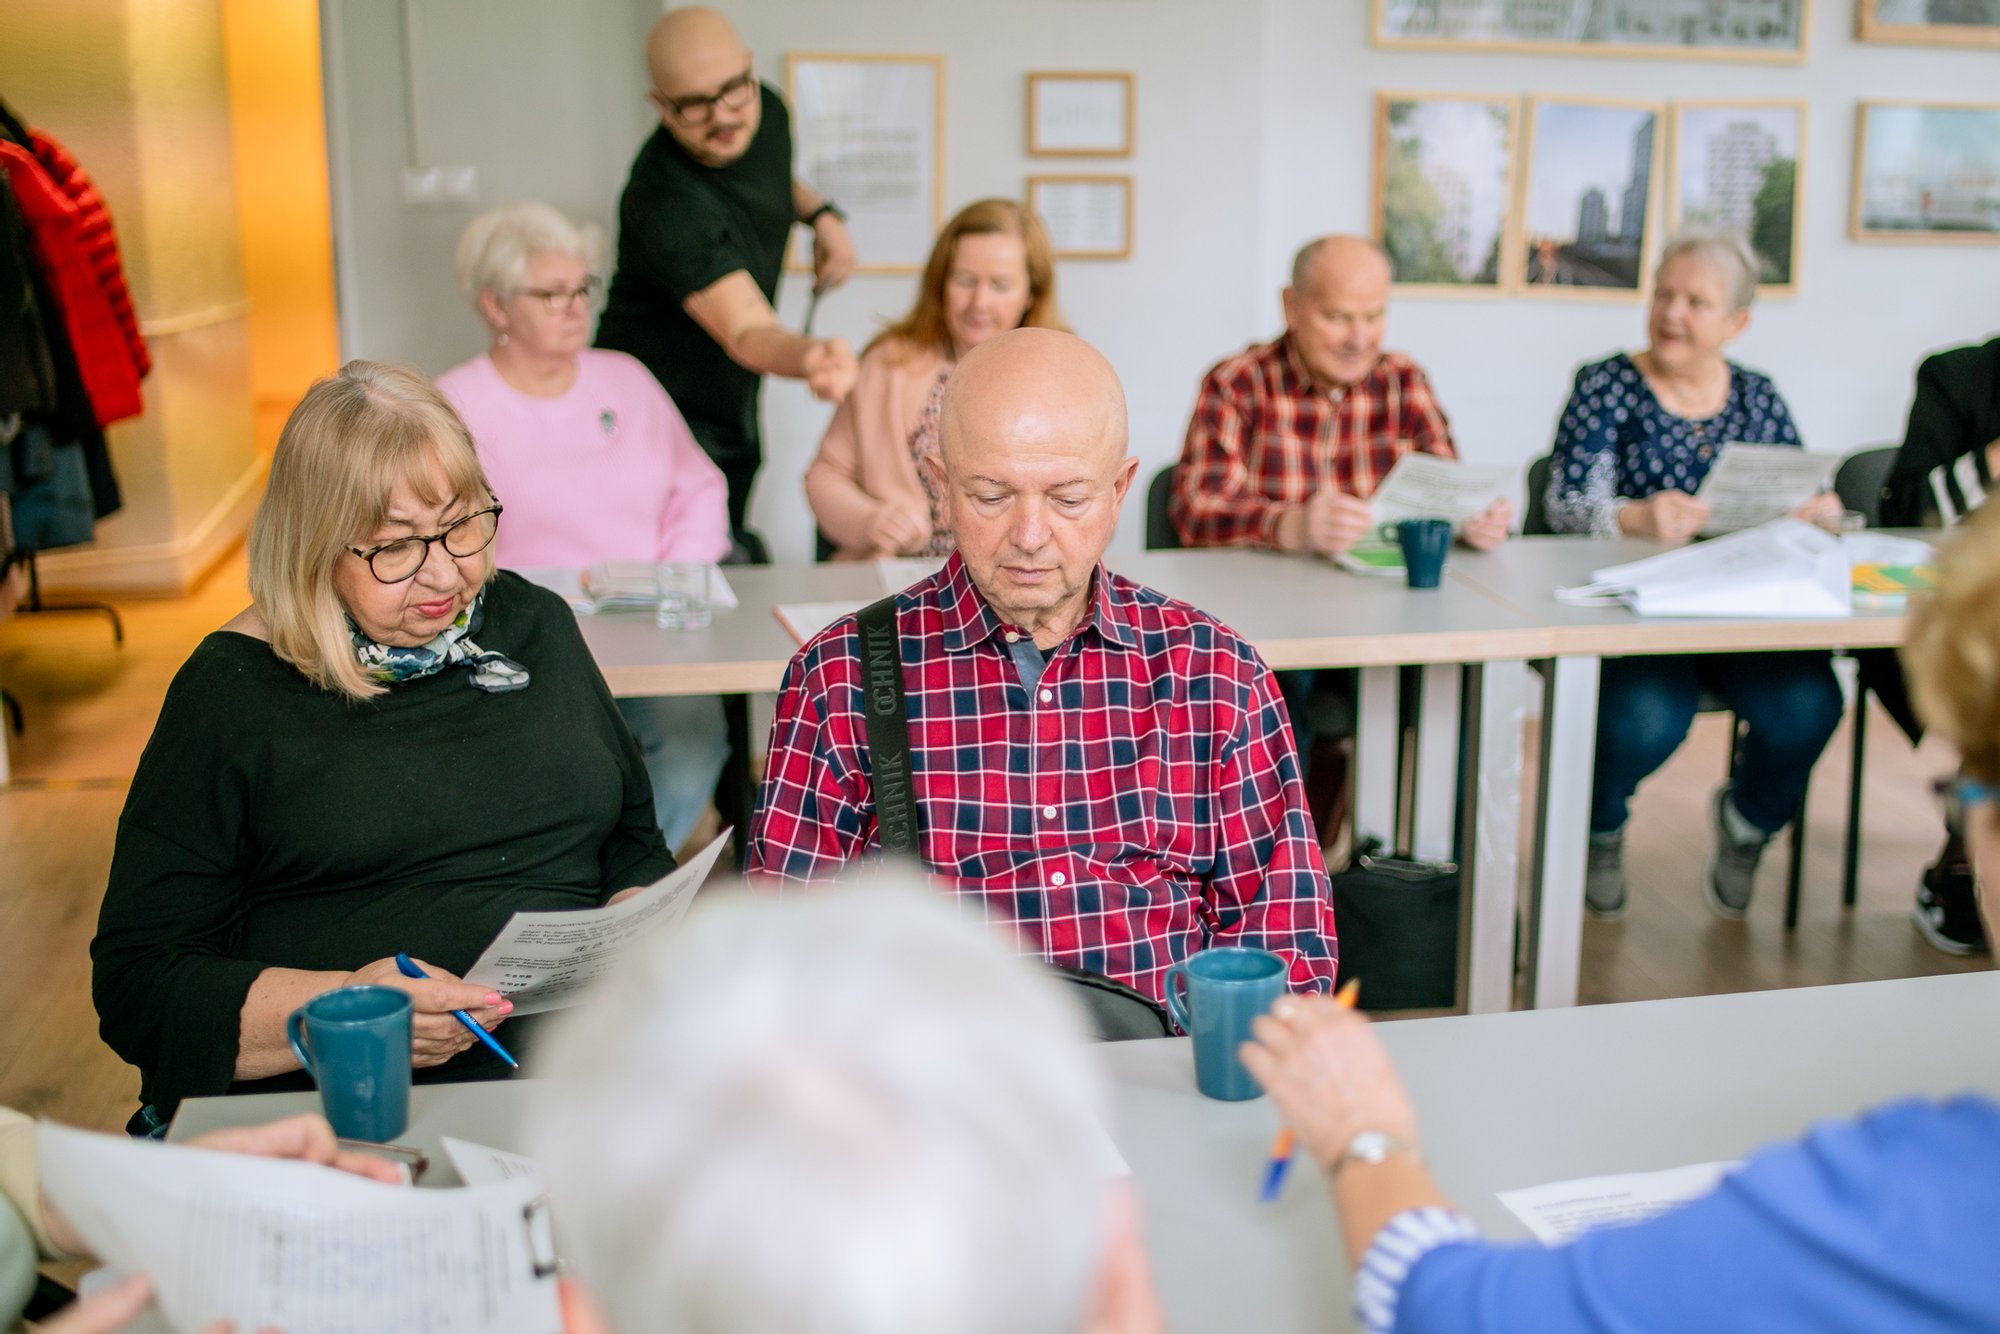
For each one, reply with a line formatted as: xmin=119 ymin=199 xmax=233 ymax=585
xmin=748 ymin=329 xmax=1337 ymax=1003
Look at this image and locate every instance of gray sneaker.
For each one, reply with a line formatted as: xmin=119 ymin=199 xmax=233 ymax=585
xmin=1706 ymin=786 xmax=1769 ymax=919
xmin=1586 ymin=831 xmax=1626 ymax=919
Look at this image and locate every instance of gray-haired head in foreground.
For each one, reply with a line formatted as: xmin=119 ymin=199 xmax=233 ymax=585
xmin=453 ymin=202 xmax=608 ymax=310
xmin=1656 ymin=230 xmax=1760 ymax=314
xmin=528 ymin=877 xmax=1109 ymax=1334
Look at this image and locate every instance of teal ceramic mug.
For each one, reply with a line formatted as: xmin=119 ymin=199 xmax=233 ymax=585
xmin=286 ymin=985 xmax=413 ymax=1142
xmin=1162 ymin=948 xmax=1288 ymax=1100
xmin=1385 ymin=518 xmax=1453 ymax=590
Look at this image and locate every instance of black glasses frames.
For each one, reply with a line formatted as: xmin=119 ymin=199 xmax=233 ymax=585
xmin=659 ymin=63 xmax=755 ymax=125
xmin=345 ymin=502 xmax=504 ymax=584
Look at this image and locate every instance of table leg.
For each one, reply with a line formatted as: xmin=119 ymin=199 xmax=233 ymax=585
xmin=1525 ymin=654 xmax=1600 ymax=1010
xmin=1461 ymin=661 xmax=1526 ymax=1014
xmin=1354 ymin=665 xmax=1399 ymax=848
xmin=1411 ymin=662 xmax=1461 ymax=863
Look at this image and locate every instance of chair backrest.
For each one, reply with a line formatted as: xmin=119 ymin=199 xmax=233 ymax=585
xmin=1833 ymin=446 xmax=1899 ymax=528
xmin=1523 ymin=453 xmax=1554 ymax=536
xmin=1146 ymin=466 xmax=1181 ymax=550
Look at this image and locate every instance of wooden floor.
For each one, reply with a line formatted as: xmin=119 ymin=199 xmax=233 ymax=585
xmin=0 ymin=550 xmax=1986 ymax=1134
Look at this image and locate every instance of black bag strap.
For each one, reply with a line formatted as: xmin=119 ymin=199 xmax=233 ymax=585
xmin=856 ymin=595 xmax=921 ymax=855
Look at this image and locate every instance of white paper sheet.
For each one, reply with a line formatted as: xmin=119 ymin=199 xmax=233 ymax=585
xmin=461 ymin=829 xmax=730 ymax=1015
xmin=774 ymin=599 xmax=869 ymax=646
xmin=517 ymin=564 xmax=739 ymax=615
xmin=1840 ymin=531 xmax=1934 ymax=567
xmin=1695 ymin=444 xmax=1835 ymax=535
xmin=1497 ymin=1160 xmax=1736 ymax=1244
xmin=1367 ymin=453 xmax=1512 ymax=532
xmin=441 ymin=1137 xmax=543 ymax=1187
xmin=789 ymin=57 xmax=941 ymax=270
xmin=1562 ymin=518 xmax=1851 ymax=618
xmin=39 ymin=1125 xmax=561 ymax=1334
xmin=875 ymin=555 xmax=948 ymax=593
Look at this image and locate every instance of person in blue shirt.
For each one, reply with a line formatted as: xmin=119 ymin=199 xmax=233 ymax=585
xmin=1239 ymin=497 xmax=2000 ymax=1334
xmin=1541 ymin=232 xmax=1844 ymax=921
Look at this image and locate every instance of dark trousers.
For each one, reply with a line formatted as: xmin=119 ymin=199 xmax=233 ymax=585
xmin=686 ymin=417 xmax=761 ymax=544
xmin=1591 ymin=651 xmax=1843 ymax=836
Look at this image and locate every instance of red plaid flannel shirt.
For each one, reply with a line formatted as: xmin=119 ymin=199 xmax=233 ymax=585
xmin=747 ymin=554 xmax=1338 ymax=1002
xmin=1170 ymin=336 xmax=1457 ymax=548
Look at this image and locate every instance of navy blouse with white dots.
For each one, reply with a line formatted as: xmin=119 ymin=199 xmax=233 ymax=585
xmin=1544 ymin=352 xmax=1802 ymax=537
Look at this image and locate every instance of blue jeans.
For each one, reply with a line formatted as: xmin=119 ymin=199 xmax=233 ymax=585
xmin=616 ymin=694 xmax=730 ymax=851
xmin=1590 ymin=652 xmax=1843 ymax=836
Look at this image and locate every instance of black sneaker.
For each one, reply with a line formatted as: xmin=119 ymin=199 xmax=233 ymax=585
xmin=1913 ymin=854 xmax=1989 ymax=956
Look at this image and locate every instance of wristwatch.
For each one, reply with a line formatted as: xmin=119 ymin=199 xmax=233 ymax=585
xmin=1334 ymin=1129 xmax=1422 ymax=1175
xmin=804 ymin=200 xmax=845 ymax=227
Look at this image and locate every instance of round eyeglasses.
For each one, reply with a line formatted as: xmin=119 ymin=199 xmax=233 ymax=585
xmin=345 ymin=503 xmax=502 ymax=584
xmin=518 ymin=276 xmax=601 ymax=314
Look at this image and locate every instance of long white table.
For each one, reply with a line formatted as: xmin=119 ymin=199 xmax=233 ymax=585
xmin=1449 ymin=537 xmax=1915 ymax=1010
xmin=171 ymin=971 xmax=2000 ymax=1333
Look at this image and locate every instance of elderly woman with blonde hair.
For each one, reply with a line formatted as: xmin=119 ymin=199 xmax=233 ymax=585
xmin=438 ymin=201 xmax=730 ymax=851
xmin=805 ymin=198 xmax=1067 ymax=559
xmin=92 ymin=362 xmax=675 ymax=1130
xmin=1543 ymin=231 xmax=1845 ymax=923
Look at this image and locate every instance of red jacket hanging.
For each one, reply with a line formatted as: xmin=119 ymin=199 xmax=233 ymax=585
xmin=0 ymin=133 xmax=147 ymax=428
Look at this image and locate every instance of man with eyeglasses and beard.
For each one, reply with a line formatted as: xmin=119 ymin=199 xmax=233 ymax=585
xmin=597 ymin=6 xmax=861 ymax=545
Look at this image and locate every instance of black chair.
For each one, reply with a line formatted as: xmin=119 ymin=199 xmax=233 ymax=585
xmin=1831 ymin=445 xmax=1902 ymax=908
xmin=713 ymin=527 xmax=771 ymax=864
xmin=1523 ymin=453 xmax=1809 ymax=926
xmin=1145 ymin=466 xmax=1181 ymax=551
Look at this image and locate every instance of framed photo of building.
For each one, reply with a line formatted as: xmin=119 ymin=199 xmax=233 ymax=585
xmin=1857 ymin=0 xmax=2000 ymax=46
xmin=1026 ymin=72 xmax=1135 ymax=157
xmin=1026 ymin=175 xmax=1133 ymax=260
xmin=1516 ymin=97 xmax=1663 ymax=299
xmin=1668 ymin=100 xmax=1805 ymax=294
xmin=785 ymin=53 xmax=946 ymax=274
xmin=1372 ymin=0 xmax=1810 ymax=61
xmin=1852 ymin=101 xmax=2000 ymax=243
xmin=1372 ymin=92 xmax=1520 ymax=292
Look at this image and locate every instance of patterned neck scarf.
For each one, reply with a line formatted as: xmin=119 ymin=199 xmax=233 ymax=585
xmin=347 ymin=587 xmax=530 ymax=694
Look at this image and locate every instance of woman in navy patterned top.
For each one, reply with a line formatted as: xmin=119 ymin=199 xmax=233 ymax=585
xmin=1543 ymin=234 xmax=1844 ymax=921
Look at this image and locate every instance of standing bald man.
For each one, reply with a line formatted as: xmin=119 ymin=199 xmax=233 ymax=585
xmin=750 ymin=329 xmax=1338 ymax=1007
xmin=1169 ymin=235 xmax=1510 ymax=555
xmin=596 ymin=6 xmax=859 ymax=543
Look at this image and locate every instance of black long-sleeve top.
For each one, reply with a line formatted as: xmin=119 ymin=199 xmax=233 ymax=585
xmin=1882 ymin=336 xmax=2000 ymax=528
xmin=91 ymin=571 xmax=674 ymax=1115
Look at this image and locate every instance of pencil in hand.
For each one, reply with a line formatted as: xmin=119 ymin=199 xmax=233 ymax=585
xmin=1258 ymin=977 xmax=1361 ymax=1202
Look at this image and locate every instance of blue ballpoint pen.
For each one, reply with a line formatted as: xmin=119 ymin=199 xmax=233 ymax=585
xmin=394 ymin=952 xmax=519 ymax=1069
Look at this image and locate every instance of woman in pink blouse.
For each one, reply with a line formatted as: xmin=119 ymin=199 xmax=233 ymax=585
xmin=437 ymin=202 xmax=729 ymax=850
xmin=805 ymin=199 xmax=1068 ymax=560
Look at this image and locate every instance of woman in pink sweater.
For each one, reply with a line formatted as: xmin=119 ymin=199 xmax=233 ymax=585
xmin=805 ymin=199 xmax=1068 ymax=560
xmin=437 ymin=203 xmax=728 ymax=850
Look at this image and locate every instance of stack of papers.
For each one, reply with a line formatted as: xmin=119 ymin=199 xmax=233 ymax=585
xmin=1695 ymin=444 xmax=1837 ymax=536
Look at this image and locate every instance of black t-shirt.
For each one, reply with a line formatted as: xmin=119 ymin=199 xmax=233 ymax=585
xmin=596 ymin=84 xmax=796 ymax=471
xmin=91 ymin=571 xmax=676 ymax=1114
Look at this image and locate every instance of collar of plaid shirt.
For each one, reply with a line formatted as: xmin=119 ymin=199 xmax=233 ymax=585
xmin=934 ymin=551 xmax=1139 ymax=655
xmin=1277 ymin=331 xmax=1387 ymax=402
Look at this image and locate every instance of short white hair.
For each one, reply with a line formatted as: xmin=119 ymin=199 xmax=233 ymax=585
xmin=453 ymin=202 xmax=607 ymax=309
xmin=529 ymin=876 xmax=1110 ymax=1334
xmin=1656 ymin=230 xmax=1759 ymax=314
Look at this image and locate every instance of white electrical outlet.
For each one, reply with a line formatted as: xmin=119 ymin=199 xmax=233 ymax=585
xmin=438 ymin=165 xmax=478 ymax=204
xmin=400 ymin=166 xmax=442 ymax=206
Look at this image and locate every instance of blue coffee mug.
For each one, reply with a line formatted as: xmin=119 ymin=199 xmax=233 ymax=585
xmin=1387 ymin=518 xmax=1452 ymax=590
xmin=1162 ymin=948 xmax=1288 ymax=1101
xmin=286 ymin=985 xmax=412 ymax=1143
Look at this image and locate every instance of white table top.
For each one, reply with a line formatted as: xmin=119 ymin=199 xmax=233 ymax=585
xmin=171 ymin=970 xmax=2000 ymax=1334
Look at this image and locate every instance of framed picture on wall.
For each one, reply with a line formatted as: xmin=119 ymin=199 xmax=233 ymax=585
xmin=785 ymin=53 xmax=945 ymax=274
xmin=1372 ymin=92 xmax=1520 ymax=292
xmin=1026 ymin=72 xmax=1134 ymax=157
xmin=1027 ymin=174 xmax=1133 ymax=259
xmin=1516 ymin=96 xmax=1663 ymax=299
xmin=1857 ymin=0 xmax=2000 ymax=46
xmin=1668 ymin=100 xmax=1805 ymax=294
xmin=1372 ymin=0 xmax=1809 ymax=61
xmin=1851 ymin=101 xmax=2000 ymax=243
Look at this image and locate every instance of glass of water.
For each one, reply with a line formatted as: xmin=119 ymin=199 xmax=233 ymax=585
xmin=654 ymin=562 xmax=713 ymax=630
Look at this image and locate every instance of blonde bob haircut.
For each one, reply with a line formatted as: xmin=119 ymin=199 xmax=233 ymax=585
xmin=248 ymin=360 xmax=496 ymax=702
xmin=869 ymin=198 xmax=1069 ymax=360
xmin=1905 ymin=501 xmax=2000 ymax=785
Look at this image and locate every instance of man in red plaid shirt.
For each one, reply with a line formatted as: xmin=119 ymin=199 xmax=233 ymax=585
xmin=749 ymin=328 xmax=1337 ymax=1003
xmin=1169 ymin=235 xmax=1512 ymax=555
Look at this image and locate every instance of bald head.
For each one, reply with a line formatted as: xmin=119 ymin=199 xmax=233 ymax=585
xmin=1282 ymin=235 xmax=1392 ymax=391
xmin=1290 ymin=235 xmax=1391 ymax=298
xmin=939 ymin=328 xmax=1127 ymax=471
xmin=646 ymin=8 xmax=761 ymax=166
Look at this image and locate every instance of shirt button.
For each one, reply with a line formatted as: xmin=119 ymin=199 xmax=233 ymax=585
xmin=1051 ymin=871 xmax=1067 ymax=887
xmin=1042 ymin=805 xmax=1057 ymax=820
xmin=1005 ymin=631 xmax=1020 ymax=643
xmin=1039 ymin=688 xmax=1052 ymax=703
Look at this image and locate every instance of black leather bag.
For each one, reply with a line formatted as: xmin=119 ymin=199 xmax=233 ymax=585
xmin=1328 ymin=838 xmax=1460 ymax=1012
xmin=856 ymin=596 xmax=1173 ymax=1041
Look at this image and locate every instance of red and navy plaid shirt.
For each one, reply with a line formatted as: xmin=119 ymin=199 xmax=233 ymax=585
xmin=1170 ymin=336 xmax=1457 ymax=548
xmin=748 ymin=554 xmax=1338 ymax=1002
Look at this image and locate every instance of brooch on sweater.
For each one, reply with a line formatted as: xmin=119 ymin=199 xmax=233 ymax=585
xmin=600 ymin=409 xmax=616 ymax=436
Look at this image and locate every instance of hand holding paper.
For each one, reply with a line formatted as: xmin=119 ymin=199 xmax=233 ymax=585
xmin=1367 ymin=454 xmax=1512 ymax=536
xmin=1695 ymin=444 xmax=1835 ymax=536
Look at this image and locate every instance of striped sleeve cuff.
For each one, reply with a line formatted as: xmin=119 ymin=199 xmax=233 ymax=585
xmin=1929 ymin=451 xmax=1990 ymax=528
xmin=1354 ymin=1205 xmax=1482 ymax=1334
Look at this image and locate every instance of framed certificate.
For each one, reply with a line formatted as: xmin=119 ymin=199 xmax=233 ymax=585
xmin=1028 ymin=174 xmax=1133 ymax=260
xmin=785 ymin=53 xmax=945 ymax=274
xmin=1027 ymin=72 xmax=1134 ymax=157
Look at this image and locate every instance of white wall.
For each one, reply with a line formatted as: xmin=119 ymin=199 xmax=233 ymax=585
xmin=322 ymin=0 xmax=1999 ymax=564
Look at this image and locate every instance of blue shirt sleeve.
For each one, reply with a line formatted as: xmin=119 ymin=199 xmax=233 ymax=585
xmin=1544 ymin=361 xmax=1629 ymax=537
xmin=1393 ymin=1097 xmax=2000 ymax=1334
